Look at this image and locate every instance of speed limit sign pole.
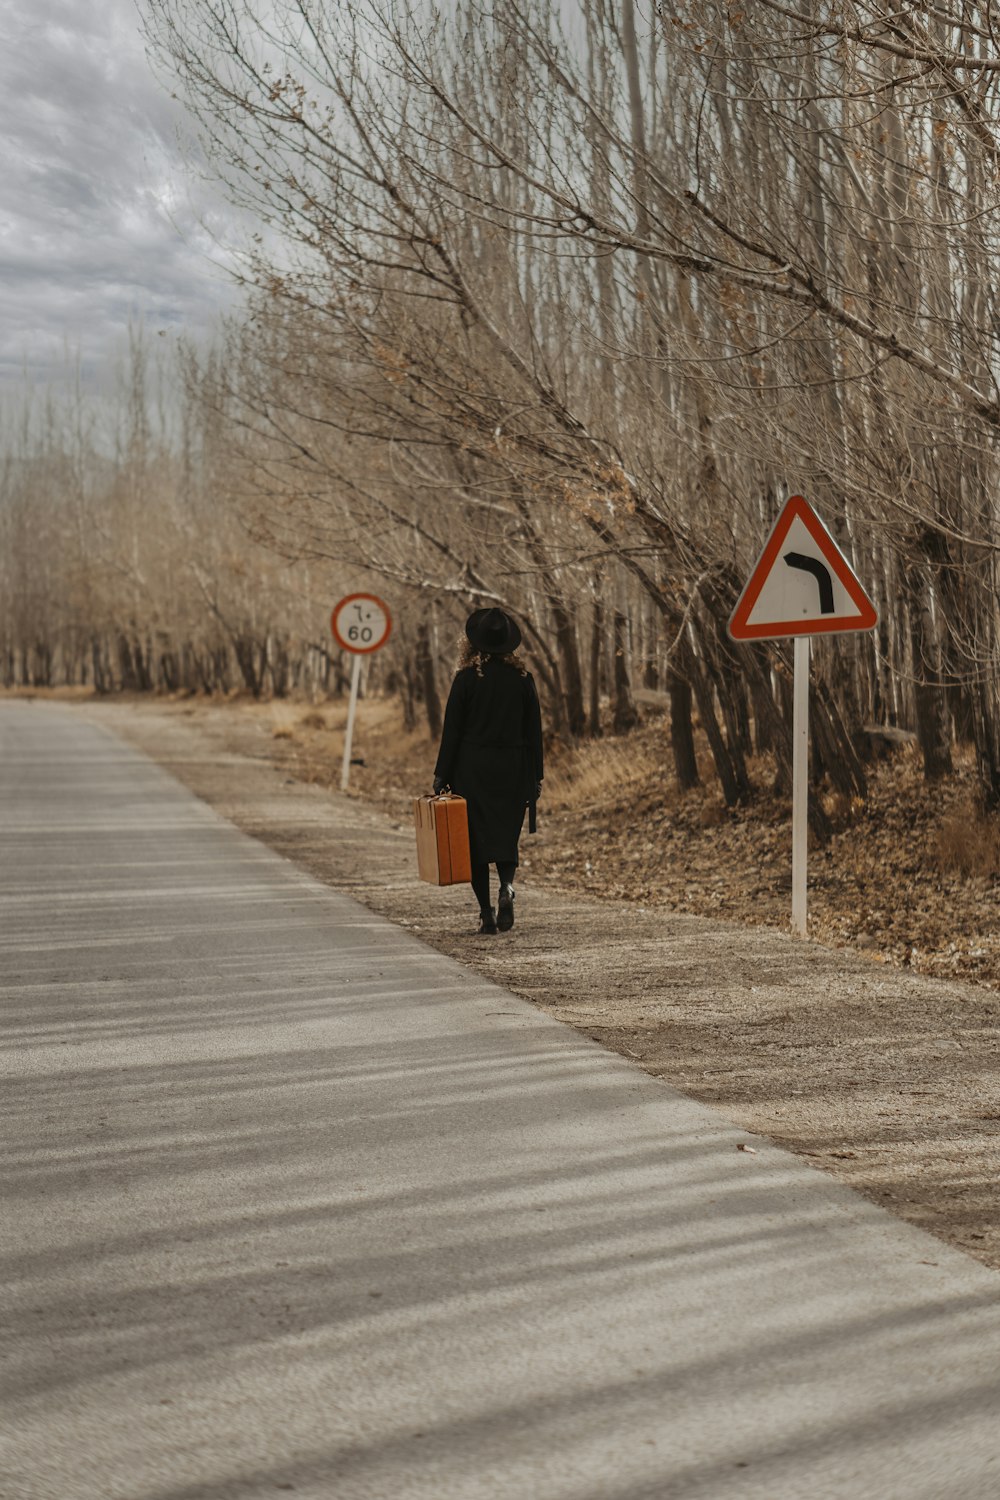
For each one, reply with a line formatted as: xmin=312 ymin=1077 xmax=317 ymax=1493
xmin=330 ymin=593 xmax=392 ymax=791
xmin=340 ymin=654 xmax=363 ymax=791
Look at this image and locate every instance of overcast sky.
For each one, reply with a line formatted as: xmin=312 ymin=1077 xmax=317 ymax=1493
xmin=0 ymin=0 xmax=240 ymax=386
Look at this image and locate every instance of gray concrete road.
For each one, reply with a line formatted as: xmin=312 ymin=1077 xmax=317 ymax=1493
xmin=2 ymin=700 xmax=1000 ymax=1500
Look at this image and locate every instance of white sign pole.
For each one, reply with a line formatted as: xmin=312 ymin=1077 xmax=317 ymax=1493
xmin=728 ymin=496 xmax=878 ymax=941
xmin=791 ymin=634 xmax=810 ymax=938
xmin=340 ymin=653 xmax=362 ymax=792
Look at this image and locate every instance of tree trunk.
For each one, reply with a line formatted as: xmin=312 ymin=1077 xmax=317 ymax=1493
xmin=401 ymin=654 xmax=417 ymax=732
xmin=588 ymin=594 xmax=603 ymax=737
xmin=679 ymin=638 xmax=750 ymax=807
xmin=612 ymin=610 xmax=639 ymax=733
xmin=973 ymin=680 xmax=1000 ymax=810
xmin=668 ymin=669 xmax=699 ymax=789
xmin=905 ymin=560 xmax=953 ymax=781
xmin=553 ymin=600 xmax=587 ymax=739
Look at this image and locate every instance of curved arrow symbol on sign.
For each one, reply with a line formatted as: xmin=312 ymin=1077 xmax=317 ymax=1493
xmin=783 ymin=552 xmax=834 ymax=614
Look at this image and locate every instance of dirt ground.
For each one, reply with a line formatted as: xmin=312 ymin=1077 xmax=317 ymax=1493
xmin=32 ymin=689 xmax=1000 ymax=1273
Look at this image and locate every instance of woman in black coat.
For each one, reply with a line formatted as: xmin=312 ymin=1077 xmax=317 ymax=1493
xmin=433 ymin=608 xmax=543 ymax=934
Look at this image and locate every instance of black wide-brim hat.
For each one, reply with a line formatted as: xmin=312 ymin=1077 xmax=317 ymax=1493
xmin=465 ymin=607 xmax=522 ymax=655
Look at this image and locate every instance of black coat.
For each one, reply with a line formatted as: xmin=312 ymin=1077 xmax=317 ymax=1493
xmin=434 ymin=659 xmax=544 ymax=866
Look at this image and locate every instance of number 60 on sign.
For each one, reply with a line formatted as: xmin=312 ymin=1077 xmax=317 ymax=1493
xmin=331 ymin=593 xmax=392 ymax=654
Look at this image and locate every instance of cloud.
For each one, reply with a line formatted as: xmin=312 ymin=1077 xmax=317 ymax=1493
xmin=0 ymin=0 xmax=242 ymax=384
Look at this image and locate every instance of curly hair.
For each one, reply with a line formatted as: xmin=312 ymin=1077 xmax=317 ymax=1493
xmin=456 ymin=636 xmax=529 ymax=677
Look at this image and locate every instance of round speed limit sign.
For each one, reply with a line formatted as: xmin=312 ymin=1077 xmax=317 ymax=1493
xmin=331 ymin=593 xmax=392 ymax=654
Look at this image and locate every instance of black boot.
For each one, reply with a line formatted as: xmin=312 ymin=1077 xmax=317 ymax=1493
xmin=496 ymin=883 xmax=515 ymax=931
xmin=478 ymin=906 xmax=498 ymax=935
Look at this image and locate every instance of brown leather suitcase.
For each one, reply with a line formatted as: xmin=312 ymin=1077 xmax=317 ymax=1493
xmin=413 ymin=792 xmax=472 ymax=885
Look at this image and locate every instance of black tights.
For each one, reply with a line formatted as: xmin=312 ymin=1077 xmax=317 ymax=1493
xmin=471 ymin=861 xmax=516 ymax=912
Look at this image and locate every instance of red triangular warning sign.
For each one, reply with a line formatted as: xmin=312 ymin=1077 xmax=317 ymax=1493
xmin=728 ymin=496 xmax=877 ymax=641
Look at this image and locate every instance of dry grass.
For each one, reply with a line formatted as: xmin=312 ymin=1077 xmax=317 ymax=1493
xmin=696 ymin=799 xmax=728 ymax=827
xmin=822 ymin=790 xmax=865 ymax=825
xmin=545 ymin=730 xmax=668 ymax=813
xmin=934 ymin=802 xmax=1000 ymax=879
xmin=0 ymin=685 xmax=96 ymax=701
xmin=269 ymin=702 xmax=326 ymax=741
xmin=298 ymin=709 xmax=328 ymax=731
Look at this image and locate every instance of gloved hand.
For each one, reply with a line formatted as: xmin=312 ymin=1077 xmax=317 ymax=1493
xmin=432 ymin=776 xmax=446 ymax=795
xmin=534 ymin=779 xmax=543 ymax=800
